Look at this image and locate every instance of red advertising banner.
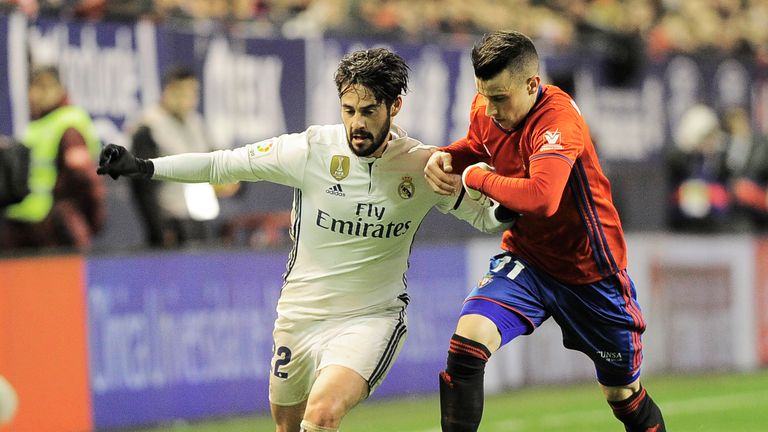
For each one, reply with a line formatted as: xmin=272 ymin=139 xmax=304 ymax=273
xmin=0 ymin=256 xmax=93 ymax=432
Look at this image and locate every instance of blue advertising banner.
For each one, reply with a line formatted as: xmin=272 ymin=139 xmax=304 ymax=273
xmin=85 ymin=244 xmax=469 ymax=427
xmin=16 ymin=16 xmax=153 ymax=147
xmin=86 ymin=251 xmax=287 ymax=429
xmin=154 ymin=28 xmax=307 ymax=149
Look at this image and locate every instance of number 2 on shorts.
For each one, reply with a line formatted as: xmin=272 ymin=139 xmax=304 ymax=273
xmin=273 ymin=346 xmax=292 ymax=378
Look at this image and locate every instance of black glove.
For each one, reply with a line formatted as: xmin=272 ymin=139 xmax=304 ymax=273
xmin=96 ymin=143 xmax=154 ymax=180
xmin=495 ymin=205 xmax=520 ymax=226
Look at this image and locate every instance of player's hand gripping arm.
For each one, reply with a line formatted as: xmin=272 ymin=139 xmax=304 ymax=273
xmin=424 ymin=151 xmax=459 ymax=195
xmin=444 ymin=164 xmax=519 ymax=233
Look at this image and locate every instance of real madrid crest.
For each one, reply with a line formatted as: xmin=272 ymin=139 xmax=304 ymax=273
xmin=398 ymin=176 xmax=415 ymax=199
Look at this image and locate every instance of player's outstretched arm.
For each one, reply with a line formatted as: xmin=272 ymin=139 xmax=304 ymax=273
xmin=424 ymin=151 xmax=458 ymax=195
xmin=97 ymin=143 xmax=154 ymax=180
xmin=99 ymin=143 xmax=256 ymax=185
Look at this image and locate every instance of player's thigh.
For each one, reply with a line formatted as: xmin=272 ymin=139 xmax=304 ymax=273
xmin=548 ymin=270 xmax=646 ymax=384
xmin=463 ymin=253 xmax=549 ymax=337
xmin=271 ymin=400 xmax=306 ymax=432
xmin=269 ymin=318 xmax=320 ymax=406
xmin=319 ymin=309 xmax=407 ymax=397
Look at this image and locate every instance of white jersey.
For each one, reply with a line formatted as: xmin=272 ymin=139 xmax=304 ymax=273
xmin=151 ymin=124 xmax=507 ymax=320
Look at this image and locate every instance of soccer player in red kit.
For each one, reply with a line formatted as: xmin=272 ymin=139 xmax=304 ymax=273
xmin=425 ymin=31 xmax=666 ymax=432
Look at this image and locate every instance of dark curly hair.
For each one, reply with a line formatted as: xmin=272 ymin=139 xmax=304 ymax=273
xmin=471 ymin=31 xmax=539 ymax=81
xmin=334 ymin=48 xmax=409 ymax=108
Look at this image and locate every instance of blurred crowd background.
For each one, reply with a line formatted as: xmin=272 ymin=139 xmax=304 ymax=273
xmin=1 ymin=0 xmax=768 ymax=255
xmin=2 ymin=0 xmax=767 ymax=62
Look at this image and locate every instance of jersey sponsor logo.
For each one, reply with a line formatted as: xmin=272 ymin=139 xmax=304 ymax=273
xmin=325 ymin=184 xmax=345 ymax=197
xmin=330 ymin=155 xmax=350 ymax=181
xmin=541 ymin=129 xmax=564 ymax=151
xmin=398 ymin=176 xmax=415 ymax=199
xmin=315 ymin=208 xmax=412 ymax=239
xmin=596 ymin=350 xmax=623 ymax=362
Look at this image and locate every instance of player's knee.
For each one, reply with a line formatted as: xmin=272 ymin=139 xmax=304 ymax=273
xmin=600 ymin=379 xmax=641 ymax=402
xmin=302 ymin=398 xmax=345 ymax=429
xmin=455 ymin=314 xmax=501 ymax=351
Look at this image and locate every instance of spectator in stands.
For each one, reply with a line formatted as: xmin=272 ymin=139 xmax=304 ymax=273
xmin=665 ymin=103 xmax=731 ymax=232
xmin=0 ymin=65 xmax=105 ymax=252
xmin=128 ymin=66 xmax=235 ymax=248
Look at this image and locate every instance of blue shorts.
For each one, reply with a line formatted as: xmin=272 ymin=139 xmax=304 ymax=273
xmin=462 ymin=252 xmax=646 ymax=386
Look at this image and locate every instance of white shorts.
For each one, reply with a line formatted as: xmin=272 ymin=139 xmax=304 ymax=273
xmin=268 ymin=308 xmax=408 ymax=406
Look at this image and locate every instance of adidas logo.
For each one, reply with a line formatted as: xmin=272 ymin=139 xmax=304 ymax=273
xmin=325 ymin=184 xmax=345 ymax=197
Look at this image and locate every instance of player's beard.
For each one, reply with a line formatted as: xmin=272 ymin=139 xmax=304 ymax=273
xmin=347 ymin=116 xmax=391 ymax=157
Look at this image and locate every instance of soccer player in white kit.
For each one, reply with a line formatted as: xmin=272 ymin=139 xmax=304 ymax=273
xmin=97 ymin=48 xmax=514 ymax=432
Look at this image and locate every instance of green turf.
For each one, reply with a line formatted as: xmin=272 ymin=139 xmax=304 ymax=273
xmin=142 ymin=369 xmax=768 ymax=432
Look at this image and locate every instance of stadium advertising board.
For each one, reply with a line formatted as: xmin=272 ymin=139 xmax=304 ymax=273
xmin=86 ymin=252 xmax=283 ymax=429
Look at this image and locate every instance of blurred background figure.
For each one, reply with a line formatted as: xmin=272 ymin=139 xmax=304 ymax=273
xmin=0 ymin=135 xmax=30 ymax=209
xmin=0 ymin=65 xmax=104 ymax=253
xmin=726 ymin=105 xmax=768 ymax=231
xmin=128 ymin=66 xmax=236 ymax=249
xmin=664 ymin=103 xmax=730 ymax=232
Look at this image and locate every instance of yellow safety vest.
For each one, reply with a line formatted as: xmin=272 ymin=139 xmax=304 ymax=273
xmin=5 ymin=106 xmax=100 ymax=222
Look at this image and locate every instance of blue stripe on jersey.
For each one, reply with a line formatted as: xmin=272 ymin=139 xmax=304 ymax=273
xmin=574 ymin=162 xmax=618 ymax=273
xmin=569 ymin=160 xmax=618 ymax=276
xmin=368 ymin=308 xmax=407 ymax=387
xmin=282 ymin=188 xmax=301 ymax=283
xmin=530 ymin=152 xmax=574 ymax=167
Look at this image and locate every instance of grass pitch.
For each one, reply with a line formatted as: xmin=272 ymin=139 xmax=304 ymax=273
xmin=143 ymin=369 xmax=768 ymax=432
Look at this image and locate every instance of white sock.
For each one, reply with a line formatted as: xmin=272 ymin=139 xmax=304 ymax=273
xmin=300 ymin=419 xmax=339 ymax=432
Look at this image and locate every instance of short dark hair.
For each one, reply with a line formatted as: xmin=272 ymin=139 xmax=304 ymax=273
xmin=471 ymin=31 xmax=539 ymax=81
xmin=162 ymin=65 xmax=197 ymax=87
xmin=334 ymin=48 xmax=409 ymax=107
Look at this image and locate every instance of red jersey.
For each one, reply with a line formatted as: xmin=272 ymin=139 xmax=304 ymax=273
xmin=447 ymin=85 xmax=626 ymax=284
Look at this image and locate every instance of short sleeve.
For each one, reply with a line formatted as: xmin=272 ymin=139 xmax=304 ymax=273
xmin=245 ymin=130 xmax=311 ymax=188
